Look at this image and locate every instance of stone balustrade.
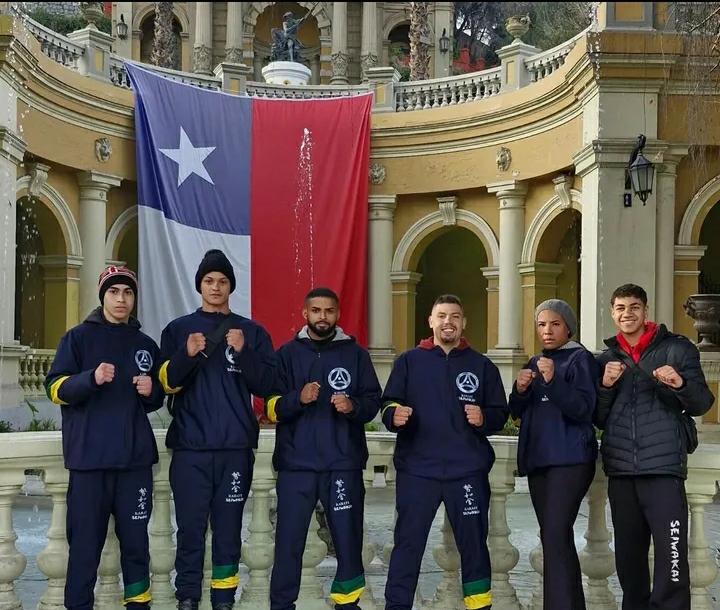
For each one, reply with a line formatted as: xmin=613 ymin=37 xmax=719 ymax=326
xmin=13 ymin=7 xmax=587 ymax=111
xmin=18 ymin=349 xmax=55 ymax=397
xmin=0 ymin=431 xmax=718 ymax=609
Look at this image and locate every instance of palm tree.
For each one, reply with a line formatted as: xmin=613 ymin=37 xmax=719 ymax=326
xmin=150 ymin=2 xmax=176 ymax=69
xmin=409 ymin=2 xmax=430 ymax=81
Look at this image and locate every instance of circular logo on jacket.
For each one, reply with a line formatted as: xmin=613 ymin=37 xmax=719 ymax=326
xmin=225 ymin=345 xmax=235 ymax=364
xmin=328 ymin=367 xmax=351 ymax=391
xmin=456 ymin=372 xmax=479 ymax=394
xmin=135 ymin=350 xmax=153 ymax=373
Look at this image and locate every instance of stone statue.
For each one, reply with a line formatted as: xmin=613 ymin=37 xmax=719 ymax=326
xmin=271 ymin=9 xmax=312 ymax=62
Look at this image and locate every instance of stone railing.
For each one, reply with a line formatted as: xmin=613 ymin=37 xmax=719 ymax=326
xmin=109 ymin=57 xmax=221 ymax=91
xmin=524 ymin=29 xmax=587 ymax=83
xmin=18 ymin=349 xmax=56 ymax=396
xmin=245 ymin=81 xmax=370 ymax=99
xmin=1 ymin=431 xmax=718 ymax=610
xmin=12 ymin=10 xmax=84 ymax=70
xmin=394 ymin=67 xmax=502 ymax=112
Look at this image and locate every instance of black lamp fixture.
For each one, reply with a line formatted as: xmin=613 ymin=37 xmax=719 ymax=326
xmin=627 ymin=134 xmax=655 ymax=205
xmin=117 ymin=14 xmax=128 ymax=40
xmin=439 ymin=28 xmax=450 ymax=54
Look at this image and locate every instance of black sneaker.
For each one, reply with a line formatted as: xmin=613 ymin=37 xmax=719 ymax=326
xmin=177 ymin=600 xmax=198 ymax=610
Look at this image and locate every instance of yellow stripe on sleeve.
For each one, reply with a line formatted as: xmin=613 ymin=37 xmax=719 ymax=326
xmin=49 ymin=376 xmax=70 ymax=405
xmin=211 ymin=575 xmax=240 ymax=589
xmin=266 ymin=395 xmax=281 ymax=423
xmin=464 ymin=592 xmax=492 ymax=609
xmin=159 ymin=361 xmax=182 ymax=394
xmin=381 ymin=402 xmax=401 ymax=418
xmin=330 ymin=586 xmax=365 ymax=605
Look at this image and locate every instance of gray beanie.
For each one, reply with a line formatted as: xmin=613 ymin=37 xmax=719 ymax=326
xmin=535 ymin=299 xmax=577 ymax=337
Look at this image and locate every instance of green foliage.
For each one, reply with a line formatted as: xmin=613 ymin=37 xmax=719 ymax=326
xmin=27 ymin=8 xmax=112 ymax=36
xmin=0 ymin=420 xmax=13 ymax=433
xmin=364 ymin=421 xmax=379 ymax=432
xmin=498 ymin=416 xmax=520 ymax=436
xmin=25 ymin=418 xmax=58 ymax=432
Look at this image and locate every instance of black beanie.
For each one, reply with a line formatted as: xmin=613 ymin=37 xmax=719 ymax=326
xmin=195 ymin=249 xmax=236 ymax=293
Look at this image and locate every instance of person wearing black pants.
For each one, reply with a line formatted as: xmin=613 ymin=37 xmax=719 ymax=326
xmin=596 ymin=284 xmax=714 ymax=610
xmin=509 ymin=299 xmax=598 ymax=610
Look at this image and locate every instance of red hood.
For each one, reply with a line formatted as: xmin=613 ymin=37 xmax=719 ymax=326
xmin=418 ymin=337 xmax=470 ymax=350
xmin=616 ymin=321 xmax=658 ymax=363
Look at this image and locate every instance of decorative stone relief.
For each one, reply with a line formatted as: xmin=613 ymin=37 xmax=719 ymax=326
xmin=331 ymin=51 xmax=350 ymax=79
xmin=94 ymin=137 xmax=112 ymax=163
xmin=553 ymin=175 xmax=573 ymax=209
xmin=27 ymin=162 xmax=51 ymax=197
xmin=192 ymin=45 xmax=212 ymax=74
xmin=496 ymin=147 xmax=512 ymax=172
xmin=437 ymin=196 xmax=458 ymax=226
xmin=360 ymin=53 xmax=378 ymax=81
xmin=225 ymin=47 xmax=244 ymax=64
xmin=369 ymin=163 xmax=386 ymax=185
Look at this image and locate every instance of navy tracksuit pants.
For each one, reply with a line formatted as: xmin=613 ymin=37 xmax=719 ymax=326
xmin=270 ymin=470 xmax=366 ymax=610
xmin=170 ymin=449 xmax=254 ymax=605
xmin=65 ymin=467 xmax=153 ymax=610
xmin=385 ymin=471 xmax=492 ymax=610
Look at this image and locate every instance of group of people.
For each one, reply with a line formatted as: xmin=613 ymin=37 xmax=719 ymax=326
xmin=45 ymin=248 xmax=714 ymax=610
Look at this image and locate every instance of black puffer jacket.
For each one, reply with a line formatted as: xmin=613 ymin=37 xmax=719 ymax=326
xmin=595 ymin=324 xmax=714 ymax=479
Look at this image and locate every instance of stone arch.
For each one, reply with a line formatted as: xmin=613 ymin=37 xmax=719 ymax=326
xmin=521 ymin=188 xmax=582 ymax=264
xmin=132 ymin=3 xmax=190 ymax=34
xmin=16 ymin=176 xmax=81 ymax=257
xmin=383 ymin=14 xmax=411 ymax=40
xmin=106 ymin=206 xmax=138 ymax=262
xmin=244 ymin=2 xmax=332 ymax=36
xmin=392 ymin=209 xmax=499 ymax=272
xmin=678 ymin=174 xmax=720 ymax=246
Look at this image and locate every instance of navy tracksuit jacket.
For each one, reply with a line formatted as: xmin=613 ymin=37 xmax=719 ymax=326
xmin=45 ymin=307 xmax=164 ymax=610
xmin=159 ymin=309 xmax=276 ymax=604
xmin=266 ymin=327 xmax=382 ymax=610
xmin=381 ymin=338 xmax=508 ymax=610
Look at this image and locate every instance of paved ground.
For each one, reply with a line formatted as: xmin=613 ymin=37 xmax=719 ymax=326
xmin=13 ymin=479 xmax=720 ymax=609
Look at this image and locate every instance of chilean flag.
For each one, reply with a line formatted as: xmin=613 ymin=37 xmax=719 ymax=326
xmin=127 ymin=63 xmax=372 ymax=347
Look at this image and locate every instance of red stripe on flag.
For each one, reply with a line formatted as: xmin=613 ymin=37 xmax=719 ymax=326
xmin=250 ymin=95 xmax=372 ymax=347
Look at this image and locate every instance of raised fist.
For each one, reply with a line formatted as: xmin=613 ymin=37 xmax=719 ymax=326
xmin=133 ymin=375 xmax=152 ymax=397
xmin=537 ymin=357 xmax=555 ymax=384
xmin=300 ymin=381 xmax=321 ymax=405
xmin=465 ymin=404 xmax=484 ymax=427
xmin=602 ymin=361 xmax=625 ymax=388
xmin=95 ymin=363 xmax=115 ymax=386
xmin=226 ymin=329 xmax=245 ymax=353
xmin=516 ymin=369 xmax=535 ymax=394
xmin=186 ymin=333 xmax=206 ymax=358
xmin=393 ymin=405 xmax=413 ymax=428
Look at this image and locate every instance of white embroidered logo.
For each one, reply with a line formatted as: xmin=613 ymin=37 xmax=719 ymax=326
xmin=132 ymin=487 xmax=149 ymax=521
xmin=226 ymin=471 xmax=245 ymax=503
xmin=462 ymin=483 xmax=480 ymax=516
xmin=456 ymin=372 xmax=480 ymax=402
xmin=224 ymin=346 xmax=242 ymax=374
xmin=333 ymin=478 xmax=352 ymax=512
xmin=328 ymin=368 xmax=351 ymax=391
xmin=135 ymin=350 xmax=153 ymax=373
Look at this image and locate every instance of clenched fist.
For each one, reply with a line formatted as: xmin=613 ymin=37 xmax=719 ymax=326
xmin=536 ymin=357 xmax=555 ymax=384
xmin=516 ymin=369 xmax=536 ymax=394
xmin=465 ymin=404 xmax=484 ymax=427
xmin=133 ymin=375 xmax=152 ymax=397
xmin=602 ymin=361 xmax=625 ymax=388
xmin=94 ymin=363 xmax=115 ymax=386
xmin=653 ymin=365 xmax=684 ymax=389
xmin=331 ymin=393 xmax=354 ymax=414
xmin=226 ymin=329 xmax=245 ymax=352
xmin=392 ymin=405 xmax=413 ymax=428
xmin=186 ymin=333 xmax=206 ymax=358
xmin=300 ymin=381 xmax=321 ymax=405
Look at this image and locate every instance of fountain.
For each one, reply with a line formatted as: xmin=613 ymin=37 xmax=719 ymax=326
xmin=261 ymin=9 xmax=312 ymax=86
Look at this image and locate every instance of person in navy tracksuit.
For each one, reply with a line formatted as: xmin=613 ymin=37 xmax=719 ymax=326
xmin=382 ymin=294 xmax=508 ymax=610
xmin=159 ymin=250 xmax=276 ymax=610
xmin=508 ymin=299 xmax=598 ymax=610
xmin=266 ymin=287 xmax=382 ymax=610
xmin=45 ymin=266 xmax=164 ymax=610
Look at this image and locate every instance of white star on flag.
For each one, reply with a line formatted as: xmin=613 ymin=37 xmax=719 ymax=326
xmin=159 ymin=126 xmax=216 ymax=187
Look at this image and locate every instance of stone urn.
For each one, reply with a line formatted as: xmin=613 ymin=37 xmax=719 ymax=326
xmin=505 ymin=15 xmax=531 ymax=42
xmin=80 ymin=2 xmax=104 ymax=28
xmin=261 ymin=60 xmax=312 ymax=86
xmin=683 ymin=294 xmax=720 ymax=351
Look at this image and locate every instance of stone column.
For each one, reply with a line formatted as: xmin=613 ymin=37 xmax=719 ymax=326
xmin=193 ymin=2 xmax=213 ymax=74
xmin=673 ymin=245 xmax=707 ymax=337
xmin=486 ymin=180 xmax=528 ymax=391
xmin=330 ymin=0 xmax=349 ymax=85
xmin=0 ymin=123 xmax=27 ymax=414
xmin=0 ymin=471 xmax=27 ymax=610
xmin=360 ymin=2 xmax=379 ymax=81
xmin=390 ymin=271 xmax=422 ymax=354
xmin=518 ymin=262 xmax=563 ymax=354
xmin=39 ymin=255 xmax=82 ymax=349
xmin=149 ymin=456 xmax=175 ymax=606
xmin=481 ymin=267 xmax=499 ymax=350
xmin=77 ymin=171 xmax=121 ymax=319
xmin=655 ymin=150 xmax=686 ymax=329
xmin=433 ymin=2 xmax=453 ymax=79
xmin=369 ymin=195 xmax=397 ymax=387
xmin=225 ymin=1 xmax=244 ymax=63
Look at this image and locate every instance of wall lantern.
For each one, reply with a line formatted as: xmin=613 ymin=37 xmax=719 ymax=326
xmin=439 ymin=28 xmax=450 ymax=54
xmin=627 ymin=134 xmax=655 ymax=205
xmin=117 ymin=14 xmax=129 ymax=40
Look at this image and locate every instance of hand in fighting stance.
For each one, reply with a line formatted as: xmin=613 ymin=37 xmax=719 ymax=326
xmin=187 ymin=333 xmax=206 ymax=357
xmin=300 ymin=381 xmax=321 ymax=404
xmin=95 ymin=363 xmax=115 ymax=385
xmin=331 ymin=393 xmax=354 ymax=414
xmin=464 ymin=404 xmax=484 ymax=427
xmin=516 ymin=368 xmax=536 ymax=393
xmin=602 ymin=361 xmax=626 ymax=388
xmin=133 ymin=375 xmax=152 ymax=397
xmin=393 ymin=404 xmax=413 ymax=427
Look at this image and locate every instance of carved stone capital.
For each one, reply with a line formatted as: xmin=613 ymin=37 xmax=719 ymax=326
xmin=224 ymin=47 xmax=244 ymax=64
xmin=192 ymin=44 xmax=212 ymax=74
xmin=360 ymin=52 xmax=378 ymax=81
xmin=331 ymin=51 xmax=350 ymax=80
xmin=369 ymin=163 xmax=386 ymax=185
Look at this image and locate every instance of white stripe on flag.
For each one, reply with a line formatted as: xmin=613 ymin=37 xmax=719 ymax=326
xmin=138 ymin=206 xmax=250 ymax=341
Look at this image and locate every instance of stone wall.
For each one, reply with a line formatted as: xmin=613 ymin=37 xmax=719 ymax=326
xmin=24 ymin=2 xmax=80 ymax=17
